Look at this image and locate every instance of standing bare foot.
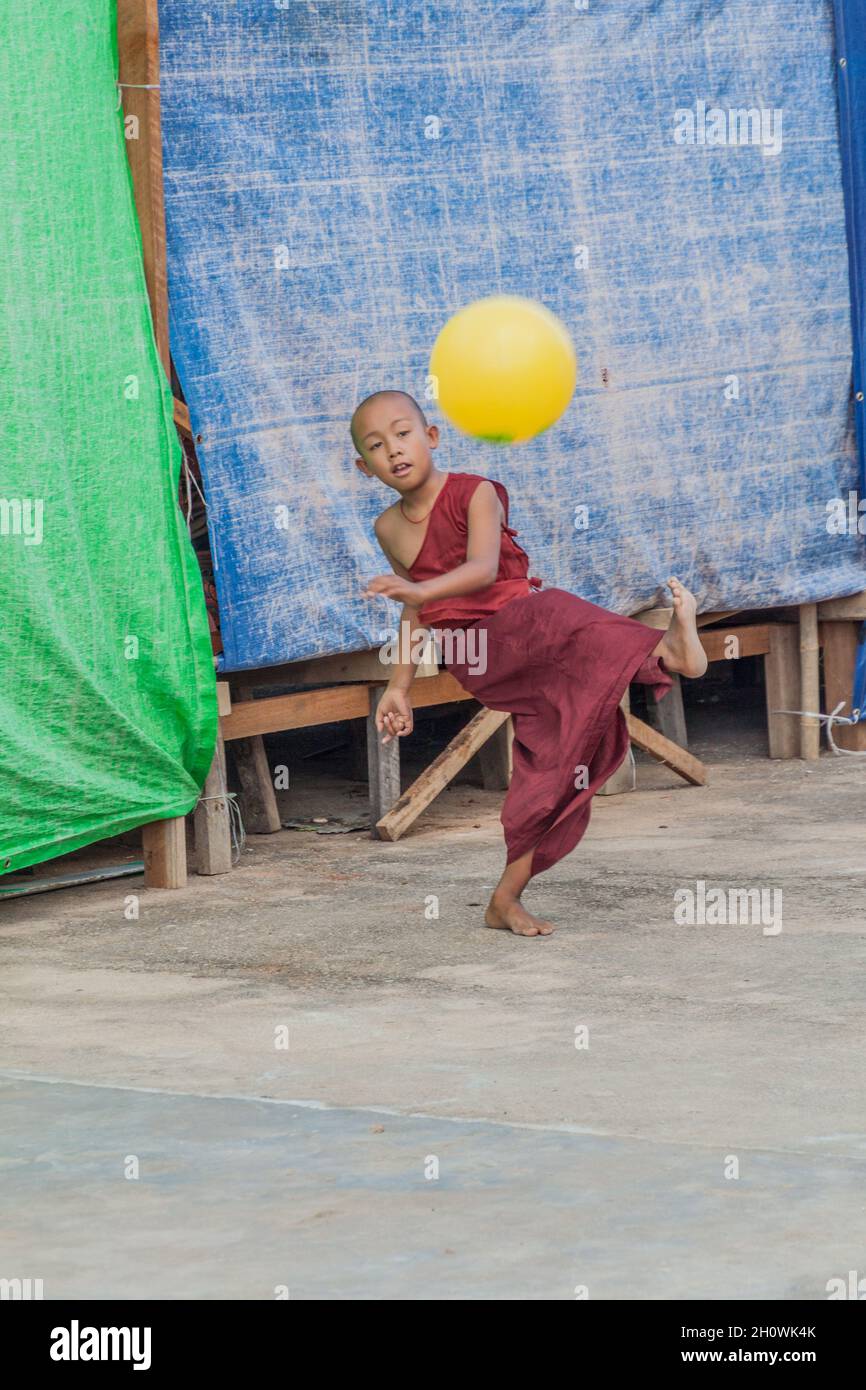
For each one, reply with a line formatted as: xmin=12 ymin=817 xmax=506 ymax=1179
xmin=657 ymin=577 xmax=708 ymax=678
xmin=484 ymin=890 xmax=555 ymax=937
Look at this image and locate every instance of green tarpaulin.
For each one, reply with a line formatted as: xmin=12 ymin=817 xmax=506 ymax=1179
xmin=0 ymin=2 xmax=217 ymax=876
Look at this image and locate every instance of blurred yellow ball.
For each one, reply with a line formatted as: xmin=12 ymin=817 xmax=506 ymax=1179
xmin=429 ymin=294 xmax=578 ymax=444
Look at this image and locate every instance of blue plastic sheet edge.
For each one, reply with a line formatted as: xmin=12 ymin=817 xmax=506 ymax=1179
xmin=832 ymin=2 xmax=866 ymax=716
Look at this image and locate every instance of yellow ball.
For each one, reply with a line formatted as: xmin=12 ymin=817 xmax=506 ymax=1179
xmin=429 ymin=295 xmax=578 ymax=444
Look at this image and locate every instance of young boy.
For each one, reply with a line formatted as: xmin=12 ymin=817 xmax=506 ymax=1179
xmin=353 ymin=389 xmax=707 ymax=937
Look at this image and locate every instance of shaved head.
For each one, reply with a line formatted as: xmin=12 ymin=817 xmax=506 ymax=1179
xmin=350 ymin=390 xmax=428 ymax=450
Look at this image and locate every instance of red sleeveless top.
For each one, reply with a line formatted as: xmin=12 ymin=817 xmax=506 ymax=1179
xmin=408 ymin=472 xmax=542 ymax=628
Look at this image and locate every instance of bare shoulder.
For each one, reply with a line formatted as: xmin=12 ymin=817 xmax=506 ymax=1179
xmin=468 ymin=477 xmax=505 ymax=523
xmin=374 ymin=502 xmax=401 ymax=543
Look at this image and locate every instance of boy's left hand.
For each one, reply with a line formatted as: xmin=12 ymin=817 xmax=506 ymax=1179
xmin=363 ymin=574 xmax=427 ymax=606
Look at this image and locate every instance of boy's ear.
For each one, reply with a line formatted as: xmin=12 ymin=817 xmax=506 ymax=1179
xmin=426 ymin=423 xmax=440 ymax=449
xmin=354 ymin=455 xmax=373 ymax=477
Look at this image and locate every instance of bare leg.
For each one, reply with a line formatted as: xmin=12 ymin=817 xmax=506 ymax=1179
xmin=484 ymin=848 xmax=555 ymax=937
xmin=653 ymin=577 xmax=708 ymax=678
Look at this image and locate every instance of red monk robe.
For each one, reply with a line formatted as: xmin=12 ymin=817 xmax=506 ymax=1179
xmin=408 ymin=472 xmax=672 ymax=878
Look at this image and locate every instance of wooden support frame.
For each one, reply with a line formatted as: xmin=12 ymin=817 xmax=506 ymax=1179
xmin=376 ymin=708 xmax=510 ymax=842
xmin=116 ymin=0 xmax=865 ymax=877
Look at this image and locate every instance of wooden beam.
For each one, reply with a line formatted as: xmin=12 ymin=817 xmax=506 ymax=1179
xmin=117 ymin=0 xmax=170 ymax=369
xmin=222 ymin=671 xmax=473 ymax=741
xmin=625 ymin=713 xmax=707 ymax=786
xmin=632 ymin=606 xmax=742 ymax=631
xmin=232 ymin=651 xmax=445 ymax=693
xmin=817 ymin=592 xmax=866 ymax=621
xmin=173 ymin=398 xmax=192 ymax=436
xmin=700 ymin=624 xmax=771 ymax=663
xmin=143 ymin=817 xmax=187 ymax=888
xmin=799 ymin=604 xmax=821 ymax=760
xmin=376 ymin=708 xmax=510 ymax=842
xmin=221 ymin=685 xmax=371 ymax=740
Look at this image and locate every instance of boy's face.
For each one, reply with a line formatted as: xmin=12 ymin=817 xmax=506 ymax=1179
xmin=353 ymin=396 xmax=439 ymax=493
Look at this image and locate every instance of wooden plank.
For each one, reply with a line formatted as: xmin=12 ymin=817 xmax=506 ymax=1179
xmin=194 ymin=738 xmax=232 ymax=874
xmin=231 ymin=646 xmax=440 ymax=690
xmin=411 ymin=671 xmax=472 ymax=707
xmin=376 ymin=708 xmax=510 ymax=842
xmin=143 ymin=817 xmax=187 ymax=888
xmin=820 ymin=621 xmax=866 ymax=752
xmin=632 ymin=606 xmax=741 ymax=631
xmin=367 ymin=688 xmax=402 ymax=833
xmin=117 ymin=0 xmax=170 ymax=369
xmin=625 ymin=713 xmax=707 ymax=786
xmin=817 ymin=592 xmax=866 ymax=621
xmin=700 ymin=625 xmax=771 ymax=663
xmin=799 ymin=604 xmax=821 ymax=760
xmin=173 ymin=397 xmax=192 ymax=435
xmin=221 ymin=685 xmax=371 ymax=740
xmin=216 ymin=681 xmax=231 ymax=716
xmin=765 ymin=624 xmax=801 ymax=759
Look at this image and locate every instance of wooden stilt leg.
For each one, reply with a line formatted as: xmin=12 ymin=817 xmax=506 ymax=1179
xmin=143 ymin=817 xmax=187 ymax=888
xmin=597 ymin=693 xmax=635 ymax=795
xmin=367 ymin=688 xmax=401 ymax=834
xmin=765 ymin=624 xmax=800 ymax=759
xmin=230 ymin=687 xmax=281 ymax=833
xmin=820 ymin=620 xmax=866 ymax=752
xmin=477 ymin=716 xmax=514 ymax=790
xmin=194 ymin=735 xmax=233 ymax=874
xmin=645 ymin=673 xmax=688 ymax=748
xmin=799 ymin=604 xmax=821 ymax=761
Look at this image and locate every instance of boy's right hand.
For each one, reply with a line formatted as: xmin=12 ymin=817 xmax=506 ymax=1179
xmin=376 ymin=688 xmax=413 ymax=744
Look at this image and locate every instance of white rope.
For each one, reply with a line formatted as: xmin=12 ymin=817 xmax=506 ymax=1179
xmin=770 ymin=701 xmax=866 ymax=757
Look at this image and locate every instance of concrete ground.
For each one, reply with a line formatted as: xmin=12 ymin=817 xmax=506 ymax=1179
xmin=2 ymin=697 xmax=865 ymax=1300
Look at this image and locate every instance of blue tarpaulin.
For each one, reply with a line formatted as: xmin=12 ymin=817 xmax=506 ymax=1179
xmin=159 ymin=0 xmax=866 ymax=673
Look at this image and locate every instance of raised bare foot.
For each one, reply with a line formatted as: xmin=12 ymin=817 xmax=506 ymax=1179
xmin=484 ymin=890 xmax=555 ymax=937
xmin=660 ymin=577 xmax=708 ymax=678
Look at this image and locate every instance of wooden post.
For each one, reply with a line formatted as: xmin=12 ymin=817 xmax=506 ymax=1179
xmin=820 ymin=621 xmax=866 ymax=752
xmin=194 ymin=736 xmax=233 ymax=874
xmin=597 ymin=692 xmax=636 ymax=795
xmin=143 ymin=818 xmax=186 ymax=888
xmin=477 ymin=716 xmax=514 ymax=790
xmin=367 ymin=688 xmax=402 ymax=833
xmin=764 ymin=624 xmax=800 ymax=759
xmin=119 ymin=1 xmax=193 ymax=879
xmin=229 ymin=688 xmax=281 ymax=833
xmin=799 ymin=604 xmax=821 ymax=760
xmin=117 ymin=0 xmax=170 ymax=368
xmin=645 ymin=674 xmax=688 ymax=748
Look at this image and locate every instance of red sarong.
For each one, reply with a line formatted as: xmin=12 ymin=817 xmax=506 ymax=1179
xmin=439 ymin=588 xmax=672 ymax=878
